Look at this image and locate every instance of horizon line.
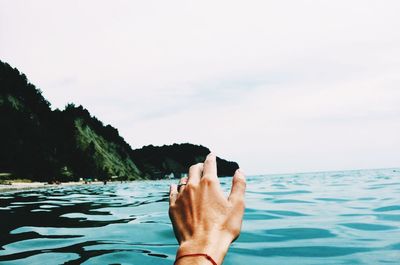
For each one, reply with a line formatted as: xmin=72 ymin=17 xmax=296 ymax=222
xmin=247 ymin=166 xmax=400 ymax=177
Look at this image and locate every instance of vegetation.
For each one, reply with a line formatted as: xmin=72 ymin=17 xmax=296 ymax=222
xmin=131 ymin=144 xmax=239 ymax=178
xmin=0 ymin=60 xmax=239 ymax=182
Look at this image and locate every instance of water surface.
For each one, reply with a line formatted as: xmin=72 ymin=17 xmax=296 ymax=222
xmin=1 ymin=168 xmax=399 ymax=264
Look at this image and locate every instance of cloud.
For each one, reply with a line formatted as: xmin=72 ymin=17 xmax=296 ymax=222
xmin=1 ymin=0 xmax=399 ymax=173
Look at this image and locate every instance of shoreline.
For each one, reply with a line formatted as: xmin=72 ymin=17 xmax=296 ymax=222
xmin=0 ymin=181 xmax=104 ymax=193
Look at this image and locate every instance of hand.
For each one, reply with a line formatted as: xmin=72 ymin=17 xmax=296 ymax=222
xmin=169 ymin=153 xmax=246 ymax=265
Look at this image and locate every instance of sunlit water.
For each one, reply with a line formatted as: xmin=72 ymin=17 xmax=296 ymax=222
xmin=1 ymin=168 xmax=399 ymax=265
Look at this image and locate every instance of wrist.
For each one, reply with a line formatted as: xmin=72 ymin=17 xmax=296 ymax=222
xmin=176 ymin=234 xmax=232 ymax=265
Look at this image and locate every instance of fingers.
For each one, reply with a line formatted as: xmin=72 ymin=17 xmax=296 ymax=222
xmin=178 ymin=177 xmax=188 ymax=192
xmin=169 ymin=184 xmax=178 ymax=205
xmin=202 ymin=153 xmax=218 ymax=181
xmin=170 ymin=176 xmax=188 ymax=206
xmin=187 ymin=163 xmax=203 ymax=185
xmin=228 ymin=169 xmax=246 ymax=205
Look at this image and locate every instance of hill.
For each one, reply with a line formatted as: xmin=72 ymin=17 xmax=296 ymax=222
xmin=0 ymin=60 xmax=238 ymax=182
xmin=132 ymin=143 xmax=239 ymax=178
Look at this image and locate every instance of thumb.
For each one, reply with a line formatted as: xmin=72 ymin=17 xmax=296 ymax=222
xmin=228 ymin=169 xmax=246 ymax=205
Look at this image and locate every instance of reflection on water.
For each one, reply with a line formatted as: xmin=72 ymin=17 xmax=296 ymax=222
xmin=0 ymin=168 xmax=399 ymax=264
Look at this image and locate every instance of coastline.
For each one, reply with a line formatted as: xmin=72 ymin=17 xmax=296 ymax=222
xmin=0 ymin=181 xmax=104 ymax=193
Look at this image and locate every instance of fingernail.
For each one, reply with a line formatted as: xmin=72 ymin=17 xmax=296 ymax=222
xmin=237 ymin=168 xmax=246 ymax=178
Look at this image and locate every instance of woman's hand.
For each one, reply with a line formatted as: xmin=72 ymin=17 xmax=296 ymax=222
xmin=169 ymin=153 xmax=246 ymax=265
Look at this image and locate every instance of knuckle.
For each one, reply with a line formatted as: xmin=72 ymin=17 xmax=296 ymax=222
xmin=168 ymin=205 xmax=176 ymax=214
xmin=232 ymin=226 xmax=241 ymax=236
xmin=234 ymin=177 xmax=246 ymax=187
xmin=230 ymin=195 xmax=245 ymax=209
xmin=195 ymin=162 xmax=204 ymax=169
xmin=201 ymin=176 xmax=215 ymax=185
xmin=189 ymin=163 xmax=202 ymax=172
xmin=236 ymin=198 xmax=245 ymax=209
xmin=185 ymin=182 xmax=197 ymax=191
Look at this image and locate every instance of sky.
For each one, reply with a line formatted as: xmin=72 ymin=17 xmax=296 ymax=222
xmin=1 ymin=0 xmax=399 ymax=174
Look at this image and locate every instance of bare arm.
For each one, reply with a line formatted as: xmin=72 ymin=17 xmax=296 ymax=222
xmin=169 ymin=153 xmax=246 ymax=265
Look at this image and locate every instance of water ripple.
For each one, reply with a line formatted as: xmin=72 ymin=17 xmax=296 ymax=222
xmin=340 ymin=223 xmax=398 ymax=231
xmin=1 ymin=168 xmax=399 ymax=264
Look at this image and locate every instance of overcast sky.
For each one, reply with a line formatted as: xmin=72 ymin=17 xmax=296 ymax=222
xmin=1 ymin=0 xmax=399 ymax=174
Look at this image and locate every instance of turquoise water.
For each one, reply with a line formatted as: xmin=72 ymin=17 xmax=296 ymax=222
xmin=0 ymin=168 xmax=399 ymax=264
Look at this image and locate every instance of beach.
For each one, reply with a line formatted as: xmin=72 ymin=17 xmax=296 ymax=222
xmin=0 ymin=181 xmax=103 ymax=193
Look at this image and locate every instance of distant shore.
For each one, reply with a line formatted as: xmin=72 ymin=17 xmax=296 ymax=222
xmin=0 ymin=181 xmax=104 ymax=193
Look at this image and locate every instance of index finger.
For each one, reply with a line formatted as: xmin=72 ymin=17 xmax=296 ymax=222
xmin=202 ymin=153 xmax=218 ymax=180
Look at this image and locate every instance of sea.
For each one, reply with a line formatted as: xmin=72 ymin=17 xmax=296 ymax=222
xmin=0 ymin=168 xmax=399 ymax=265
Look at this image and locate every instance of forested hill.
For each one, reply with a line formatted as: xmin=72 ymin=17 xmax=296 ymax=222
xmin=0 ymin=60 xmax=239 ymax=182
